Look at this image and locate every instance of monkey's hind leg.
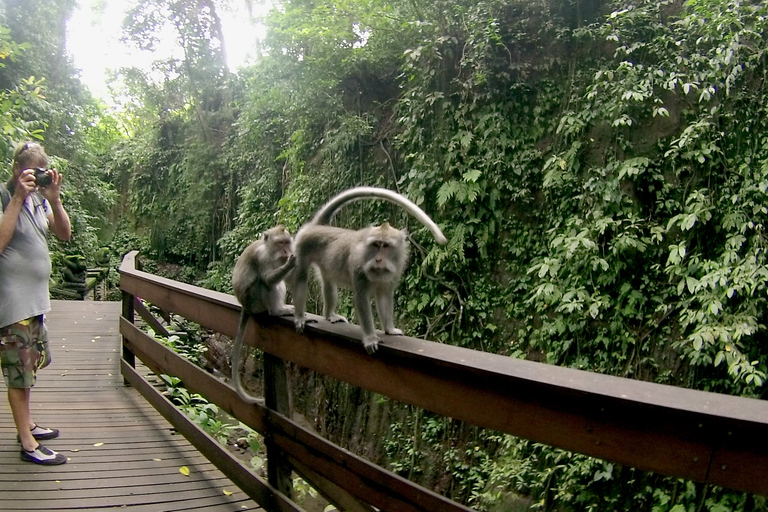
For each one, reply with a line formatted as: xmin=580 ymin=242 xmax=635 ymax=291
xmin=270 ymin=304 xmax=294 ymax=316
xmin=322 ymin=279 xmax=348 ymax=323
xmin=267 ymin=282 xmax=294 ymax=316
xmin=376 ymin=286 xmax=403 ymax=336
xmin=293 ymin=265 xmax=311 ymax=333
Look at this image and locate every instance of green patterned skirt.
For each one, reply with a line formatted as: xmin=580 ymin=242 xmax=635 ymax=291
xmin=0 ymin=316 xmax=50 ymax=388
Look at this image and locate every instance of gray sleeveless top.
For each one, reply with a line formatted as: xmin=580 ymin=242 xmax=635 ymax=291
xmin=0 ymin=185 xmax=52 ymax=328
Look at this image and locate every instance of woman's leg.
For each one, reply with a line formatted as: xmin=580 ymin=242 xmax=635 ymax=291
xmin=8 ymin=387 xmax=35 ymax=451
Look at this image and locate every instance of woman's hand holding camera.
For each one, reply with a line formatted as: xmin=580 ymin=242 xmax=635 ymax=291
xmin=16 ymin=168 xmax=39 ymax=199
xmin=17 ymin=168 xmax=63 ymax=203
xmin=36 ymin=168 xmax=63 ymax=204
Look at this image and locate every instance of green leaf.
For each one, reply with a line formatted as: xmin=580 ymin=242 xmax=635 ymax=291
xmin=463 ymin=169 xmax=482 ymax=182
xmin=715 ymin=352 xmax=725 ymax=367
xmin=436 ymin=181 xmax=459 ymax=207
xmin=692 ymin=335 xmax=703 ymax=351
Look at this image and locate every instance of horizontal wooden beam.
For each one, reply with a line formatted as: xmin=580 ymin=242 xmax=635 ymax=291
xmin=265 ymin=408 xmax=474 ymax=512
xmin=120 ymin=317 xmax=471 ymax=511
xmin=120 ymin=317 xmax=268 ymax=433
xmin=120 ymin=251 xmax=768 ymax=495
xmin=119 ymin=357 xmax=302 ymax=512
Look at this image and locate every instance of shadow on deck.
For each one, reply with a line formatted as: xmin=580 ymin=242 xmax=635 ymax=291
xmin=0 ymin=300 xmax=261 ymax=512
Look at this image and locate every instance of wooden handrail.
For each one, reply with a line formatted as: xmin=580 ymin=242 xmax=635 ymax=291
xmin=119 ymin=251 xmax=474 ymax=511
xmin=119 ymin=250 xmax=768 ymax=502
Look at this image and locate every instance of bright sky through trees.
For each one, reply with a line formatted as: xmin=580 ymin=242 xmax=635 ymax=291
xmin=66 ymin=0 xmax=267 ymax=100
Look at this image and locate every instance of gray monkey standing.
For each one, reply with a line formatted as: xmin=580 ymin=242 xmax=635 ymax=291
xmin=292 ymin=187 xmax=447 ymax=354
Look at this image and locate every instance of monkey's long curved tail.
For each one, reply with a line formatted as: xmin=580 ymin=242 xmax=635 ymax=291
xmin=312 ymin=186 xmax=448 ymax=244
xmin=231 ymin=311 xmax=263 ymax=405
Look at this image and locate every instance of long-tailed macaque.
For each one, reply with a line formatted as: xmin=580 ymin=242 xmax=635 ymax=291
xmin=231 ymin=225 xmax=296 ymax=403
xmin=292 ymin=187 xmax=447 ymax=354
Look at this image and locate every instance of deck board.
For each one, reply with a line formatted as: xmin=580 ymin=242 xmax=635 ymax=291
xmin=0 ymin=300 xmax=262 ymax=511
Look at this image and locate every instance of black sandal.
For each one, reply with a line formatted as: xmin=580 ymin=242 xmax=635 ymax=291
xmin=20 ymin=444 xmax=67 ymax=465
xmin=17 ymin=424 xmax=60 ymax=442
xmin=29 ymin=424 xmax=60 ymax=440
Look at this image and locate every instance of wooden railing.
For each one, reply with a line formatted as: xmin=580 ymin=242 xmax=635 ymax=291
xmin=119 ymin=251 xmax=768 ymax=511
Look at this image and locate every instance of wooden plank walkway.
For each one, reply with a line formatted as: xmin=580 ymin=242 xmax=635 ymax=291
xmin=0 ymin=300 xmax=263 ymax=512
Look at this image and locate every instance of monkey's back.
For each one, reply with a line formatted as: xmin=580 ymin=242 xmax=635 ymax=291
xmin=232 ymin=240 xmax=262 ymax=302
xmin=294 ymin=224 xmax=363 ymax=286
xmin=232 ymin=239 xmax=288 ymax=314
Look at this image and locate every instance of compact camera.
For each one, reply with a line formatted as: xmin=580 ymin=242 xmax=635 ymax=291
xmin=33 ymin=167 xmax=52 ymax=187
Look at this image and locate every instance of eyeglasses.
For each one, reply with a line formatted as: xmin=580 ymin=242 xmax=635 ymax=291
xmin=19 ymin=142 xmax=39 ymax=153
xmin=14 ymin=142 xmax=40 ymax=162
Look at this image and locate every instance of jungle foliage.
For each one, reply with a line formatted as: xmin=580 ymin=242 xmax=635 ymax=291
xmin=0 ymin=0 xmax=118 ymax=287
xmin=3 ymin=0 xmax=768 ymax=509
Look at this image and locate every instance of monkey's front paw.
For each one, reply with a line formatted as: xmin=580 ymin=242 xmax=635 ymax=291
xmin=362 ymin=334 xmax=381 ymax=354
xmin=385 ymin=328 xmax=404 ymax=336
xmin=327 ymin=314 xmax=348 ymax=324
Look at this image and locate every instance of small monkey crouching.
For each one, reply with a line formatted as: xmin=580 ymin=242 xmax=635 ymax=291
xmin=231 ymin=225 xmax=296 ymax=404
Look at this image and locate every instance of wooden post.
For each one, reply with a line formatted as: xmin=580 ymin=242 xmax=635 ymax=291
xmin=121 ymin=289 xmax=136 ymax=386
xmin=264 ymin=351 xmax=293 ymax=497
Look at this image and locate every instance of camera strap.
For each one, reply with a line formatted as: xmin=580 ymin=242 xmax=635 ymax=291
xmin=0 ymin=183 xmax=10 ymax=212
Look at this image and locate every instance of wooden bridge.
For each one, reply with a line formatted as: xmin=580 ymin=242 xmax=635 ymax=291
xmin=0 ymin=300 xmax=261 ymax=511
xmin=2 ymin=250 xmax=768 ymax=511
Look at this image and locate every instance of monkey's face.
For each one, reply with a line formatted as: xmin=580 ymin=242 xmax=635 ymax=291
xmin=362 ymin=225 xmax=406 ymax=282
xmin=264 ymin=226 xmax=294 ymax=265
xmin=272 ymin=236 xmax=293 ymax=264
